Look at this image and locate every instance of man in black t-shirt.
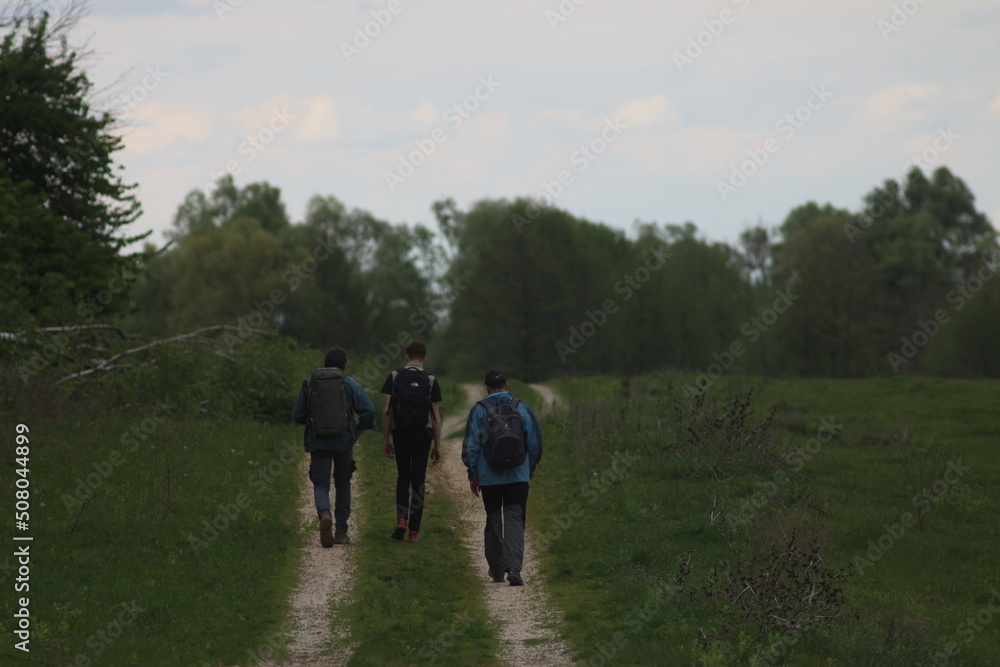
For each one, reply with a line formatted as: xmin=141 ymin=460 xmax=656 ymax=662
xmin=380 ymin=340 xmax=442 ymax=542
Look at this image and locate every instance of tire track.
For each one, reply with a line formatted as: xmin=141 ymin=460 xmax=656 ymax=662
xmin=436 ymin=383 xmax=573 ymax=666
xmin=260 ymin=455 xmax=361 ymax=666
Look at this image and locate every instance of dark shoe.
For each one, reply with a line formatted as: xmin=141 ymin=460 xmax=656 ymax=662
xmin=507 ymin=571 xmax=524 ymax=586
xmin=333 ymin=528 xmax=350 ymax=545
xmin=319 ymin=512 xmax=334 ymax=548
xmin=489 ymin=570 xmax=506 ymax=583
xmin=408 ymin=531 xmax=421 ymax=543
xmin=391 ymin=518 xmax=406 ymax=541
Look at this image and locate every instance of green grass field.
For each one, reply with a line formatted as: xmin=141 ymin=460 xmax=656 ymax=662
xmin=3 ymin=372 xmax=997 ymax=665
xmin=1 ymin=412 xmax=302 ymax=665
xmin=532 ymin=374 xmax=1000 ymax=665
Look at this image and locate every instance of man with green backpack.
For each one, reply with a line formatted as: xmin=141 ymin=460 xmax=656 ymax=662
xmin=293 ymin=347 xmax=375 ymax=547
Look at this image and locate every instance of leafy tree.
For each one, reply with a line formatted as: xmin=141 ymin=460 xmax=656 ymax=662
xmin=773 ymin=214 xmax=890 ymax=376
xmin=630 ymin=222 xmax=753 ymax=375
xmin=169 ymin=175 xmax=289 ymax=239
xmin=0 ymin=2 xmax=147 ymax=326
xmin=440 ymin=198 xmax=638 ymax=380
xmin=164 ymin=217 xmax=289 ymax=333
xmin=860 ymin=167 xmax=995 ymax=280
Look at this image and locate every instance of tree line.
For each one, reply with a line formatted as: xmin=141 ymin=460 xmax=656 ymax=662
xmin=3 ymin=3 xmax=999 ymax=389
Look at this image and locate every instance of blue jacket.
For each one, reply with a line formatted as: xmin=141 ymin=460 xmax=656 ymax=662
xmin=293 ymin=372 xmax=375 ymax=452
xmin=462 ymin=391 xmax=542 ymax=486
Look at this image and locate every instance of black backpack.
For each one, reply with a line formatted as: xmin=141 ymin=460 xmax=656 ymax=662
xmin=479 ymin=397 xmax=526 ymax=468
xmin=308 ymin=368 xmax=351 ymax=437
xmin=391 ymin=367 xmax=432 ymax=430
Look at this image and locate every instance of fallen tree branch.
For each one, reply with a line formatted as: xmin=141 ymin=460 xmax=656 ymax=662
xmin=55 ymin=324 xmax=273 ymax=385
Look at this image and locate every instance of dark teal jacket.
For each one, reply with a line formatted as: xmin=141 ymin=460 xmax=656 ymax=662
xmin=293 ymin=373 xmax=375 ymax=452
xmin=461 ymin=391 xmax=542 ymax=485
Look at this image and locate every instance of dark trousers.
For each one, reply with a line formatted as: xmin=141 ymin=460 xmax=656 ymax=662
xmin=481 ymin=482 xmax=529 ymax=576
xmin=309 ymin=449 xmax=354 ymax=530
xmin=392 ymin=428 xmax=432 ymax=532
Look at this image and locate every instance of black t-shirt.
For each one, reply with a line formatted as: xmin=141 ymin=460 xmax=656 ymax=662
xmin=381 ymin=367 xmax=442 ymax=429
xmin=380 ymin=368 xmax=442 ymax=402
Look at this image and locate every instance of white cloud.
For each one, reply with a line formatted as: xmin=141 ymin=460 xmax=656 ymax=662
xmin=614 ymin=95 xmax=681 ymax=129
xmin=856 ymin=83 xmax=942 ymax=133
xmin=67 ymin=0 xmax=1000 ymax=248
xmin=296 ymin=96 xmax=345 ymax=143
xmin=119 ymin=101 xmax=213 ymax=155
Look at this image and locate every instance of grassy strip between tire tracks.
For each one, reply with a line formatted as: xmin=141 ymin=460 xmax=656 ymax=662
xmin=341 ymin=379 xmax=498 ymax=666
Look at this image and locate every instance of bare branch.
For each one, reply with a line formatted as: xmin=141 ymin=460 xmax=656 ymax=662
xmin=55 ymin=324 xmax=274 ymax=385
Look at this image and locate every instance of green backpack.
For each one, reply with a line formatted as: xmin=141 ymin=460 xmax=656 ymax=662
xmin=308 ymin=368 xmax=351 ymax=437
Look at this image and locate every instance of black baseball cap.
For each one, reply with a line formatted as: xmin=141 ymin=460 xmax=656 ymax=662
xmin=484 ymin=369 xmax=507 ymax=387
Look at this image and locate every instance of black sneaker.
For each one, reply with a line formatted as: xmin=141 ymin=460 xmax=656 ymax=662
xmin=489 ymin=570 xmax=506 ymax=583
xmin=391 ymin=518 xmax=406 ymax=541
xmin=507 ymin=571 xmax=524 ymax=586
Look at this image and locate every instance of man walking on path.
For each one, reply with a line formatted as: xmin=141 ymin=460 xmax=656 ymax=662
xmin=293 ymin=347 xmax=375 ymax=547
xmin=381 ymin=340 xmax=442 ymax=543
xmin=462 ymin=370 xmax=543 ymax=586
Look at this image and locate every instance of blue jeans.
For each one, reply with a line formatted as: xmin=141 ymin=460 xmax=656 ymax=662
xmin=309 ymin=449 xmax=355 ymax=530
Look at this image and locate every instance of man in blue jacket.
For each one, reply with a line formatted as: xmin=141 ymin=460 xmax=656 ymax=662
xmin=293 ymin=347 xmax=375 ymax=546
xmin=462 ymin=370 xmax=542 ymax=586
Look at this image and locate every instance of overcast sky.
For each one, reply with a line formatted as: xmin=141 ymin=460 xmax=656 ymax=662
xmin=64 ymin=0 xmax=1000 ymax=247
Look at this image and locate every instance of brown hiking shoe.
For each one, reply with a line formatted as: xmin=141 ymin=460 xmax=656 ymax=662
xmin=319 ymin=512 xmax=334 ymax=548
xmin=408 ymin=531 xmax=421 ymax=543
xmin=333 ymin=528 xmax=350 ymax=545
xmin=391 ymin=517 xmax=407 ymax=541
